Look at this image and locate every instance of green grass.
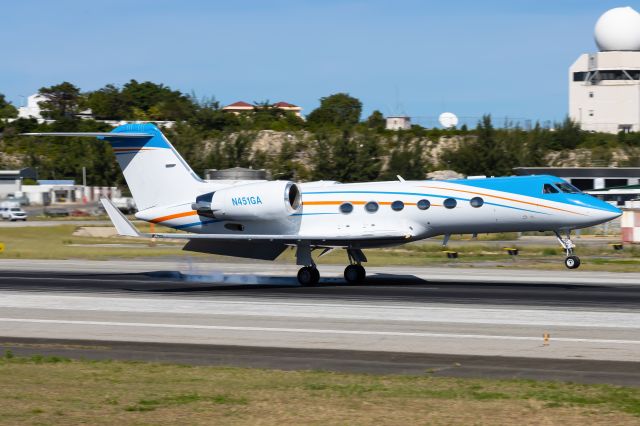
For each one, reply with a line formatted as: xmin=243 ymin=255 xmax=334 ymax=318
xmin=0 ymin=354 xmax=638 ymax=424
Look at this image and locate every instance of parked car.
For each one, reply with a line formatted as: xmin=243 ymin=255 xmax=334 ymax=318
xmin=43 ymin=207 xmax=70 ymax=217
xmin=1 ymin=207 xmax=27 ymax=221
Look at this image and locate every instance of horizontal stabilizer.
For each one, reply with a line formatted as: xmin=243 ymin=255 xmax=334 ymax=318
xmin=21 ymin=132 xmax=153 ymax=138
xmin=100 ymin=198 xmax=140 ymax=237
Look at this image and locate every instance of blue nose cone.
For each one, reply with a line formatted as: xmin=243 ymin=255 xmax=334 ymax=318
xmin=591 ymin=198 xmax=622 ymax=221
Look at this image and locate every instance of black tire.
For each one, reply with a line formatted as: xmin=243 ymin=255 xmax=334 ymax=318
xmin=565 ymin=255 xmax=581 ymax=269
xmin=310 ymin=267 xmax=320 ymax=284
xmin=355 ymin=264 xmax=366 ymax=282
xmin=344 ymin=264 xmax=366 ymax=283
xmin=297 ymin=266 xmax=320 ymax=286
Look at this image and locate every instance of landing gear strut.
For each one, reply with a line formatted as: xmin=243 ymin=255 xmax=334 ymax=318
xmin=344 ymin=249 xmax=367 ymax=283
xmin=555 ymin=230 xmax=581 ymax=269
xmin=296 ymin=244 xmax=320 ymax=286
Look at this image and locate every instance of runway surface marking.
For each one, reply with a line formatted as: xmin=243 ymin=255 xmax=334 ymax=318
xmin=0 ymin=292 xmax=638 ymax=328
xmin=1 ymin=318 xmax=639 ymax=346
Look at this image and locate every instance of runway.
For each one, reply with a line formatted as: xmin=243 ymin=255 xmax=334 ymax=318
xmin=0 ymin=259 xmax=639 ymax=385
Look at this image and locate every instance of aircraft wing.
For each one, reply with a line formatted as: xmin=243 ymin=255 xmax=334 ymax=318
xmin=100 ymin=198 xmax=410 ymax=244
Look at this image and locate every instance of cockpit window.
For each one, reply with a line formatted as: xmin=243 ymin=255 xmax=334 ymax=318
xmin=543 ymin=183 xmax=559 ymax=194
xmin=556 ymin=182 xmax=581 ymax=194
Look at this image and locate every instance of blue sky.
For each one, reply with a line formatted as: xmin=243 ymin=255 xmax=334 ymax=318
xmin=0 ymin=1 xmax=634 ymax=125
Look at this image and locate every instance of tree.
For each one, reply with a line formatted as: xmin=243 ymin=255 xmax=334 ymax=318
xmin=120 ymin=80 xmax=196 ymax=121
xmin=382 ymin=133 xmax=428 ymax=180
xmin=310 ymin=130 xmax=337 ymax=180
xmin=0 ymin=93 xmax=18 ymax=119
xmin=306 ymin=93 xmax=362 ymax=129
xmin=38 ymin=82 xmax=82 ymax=119
xmin=87 ymin=84 xmax=128 ymax=119
xmin=440 ymin=115 xmax=517 ymax=176
xmin=549 ymin=117 xmax=583 ymax=150
xmin=351 ymin=130 xmax=383 ymax=181
xmin=366 ymin=110 xmax=385 ymax=131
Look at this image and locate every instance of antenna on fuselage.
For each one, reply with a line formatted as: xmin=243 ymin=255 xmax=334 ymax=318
xmin=397 ymin=175 xmax=405 ymax=182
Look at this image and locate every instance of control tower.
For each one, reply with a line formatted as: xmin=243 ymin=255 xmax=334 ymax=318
xmin=569 ymin=7 xmax=640 ymax=133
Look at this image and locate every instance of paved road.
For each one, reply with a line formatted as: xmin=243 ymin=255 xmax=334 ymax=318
xmin=0 ymin=220 xmax=111 ymax=227
xmin=0 ymin=259 xmax=639 ymax=384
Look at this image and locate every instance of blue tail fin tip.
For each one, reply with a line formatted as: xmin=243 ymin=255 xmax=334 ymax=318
xmin=109 ymin=123 xmax=169 ymax=149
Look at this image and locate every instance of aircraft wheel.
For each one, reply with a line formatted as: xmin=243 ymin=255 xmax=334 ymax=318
xmin=344 ymin=264 xmax=366 ymax=283
xmin=297 ymin=266 xmax=320 ymax=286
xmin=564 ymin=255 xmax=581 ymax=269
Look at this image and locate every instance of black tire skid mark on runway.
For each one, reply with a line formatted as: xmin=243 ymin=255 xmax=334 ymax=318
xmin=0 ymin=270 xmax=638 ymax=309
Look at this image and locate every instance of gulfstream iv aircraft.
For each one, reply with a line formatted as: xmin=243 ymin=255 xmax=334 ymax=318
xmin=24 ymin=123 xmax=622 ymax=285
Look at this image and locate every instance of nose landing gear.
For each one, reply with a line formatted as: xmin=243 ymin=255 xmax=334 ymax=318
xmin=555 ymin=230 xmax=581 ymax=269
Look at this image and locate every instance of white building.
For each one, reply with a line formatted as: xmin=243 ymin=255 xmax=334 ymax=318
xmin=385 ymin=116 xmax=411 ymax=131
xmin=570 ymin=7 xmax=640 ymax=133
xmin=17 ymin=94 xmax=46 ymax=120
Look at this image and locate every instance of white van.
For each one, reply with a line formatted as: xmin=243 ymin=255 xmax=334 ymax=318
xmin=0 ymin=201 xmax=27 ymax=221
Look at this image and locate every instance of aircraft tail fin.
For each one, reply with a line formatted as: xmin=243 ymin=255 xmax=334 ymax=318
xmin=24 ymin=123 xmax=203 ymax=211
xmin=103 ymin=123 xmax=202 ymax=210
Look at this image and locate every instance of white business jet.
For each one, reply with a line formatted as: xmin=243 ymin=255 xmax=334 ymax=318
xmin=24 ymin=123 xmax=622 ymax=285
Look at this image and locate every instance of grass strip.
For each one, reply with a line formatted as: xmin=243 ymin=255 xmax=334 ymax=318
xmin=0 ymin=352 xmax=639 ymax=425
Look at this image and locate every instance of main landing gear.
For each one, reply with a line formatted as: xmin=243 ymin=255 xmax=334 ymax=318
xmin=344 ymin=249 xmax=367 ymax=284
xmin=555 ymin=230 xmax=581 ymax=269
xmin=295 ymin=245 xmax=368 ymax=286
xmin=296 ymin=244 xmax=321 ymax=286
xmin=297 ymin=266 xmax=320 ymax=286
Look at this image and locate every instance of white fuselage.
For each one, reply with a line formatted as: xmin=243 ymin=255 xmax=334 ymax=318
xmin=135 ymin=177 xmax=620 ymax=248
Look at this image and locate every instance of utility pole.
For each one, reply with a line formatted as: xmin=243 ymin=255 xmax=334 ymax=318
xmin=82 ymin=166 xmax=87 ymax=204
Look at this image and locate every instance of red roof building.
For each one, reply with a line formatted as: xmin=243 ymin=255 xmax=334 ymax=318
xmin=222 ymin=101 xmax=254 ymax=113
xmin=222 ymin=101 xmax=303 ymax=117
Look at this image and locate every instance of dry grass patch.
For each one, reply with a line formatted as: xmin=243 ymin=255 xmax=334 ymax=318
xmin=0 ymin=353 xmax=638 ymax=425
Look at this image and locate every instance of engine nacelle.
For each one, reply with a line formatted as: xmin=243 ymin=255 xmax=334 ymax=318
xmin=193 ymin=181 xmax=301 ymax=221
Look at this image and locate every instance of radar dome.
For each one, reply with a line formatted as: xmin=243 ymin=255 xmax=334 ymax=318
xmin=594 ymin=6 xmax=640 ymax=51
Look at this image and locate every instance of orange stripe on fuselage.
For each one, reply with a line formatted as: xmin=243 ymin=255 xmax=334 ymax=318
xmin=303 ymin=201 xmax=366 ymax=206
xmin=302 ymin=201 xmax=428 ymax=207
xmin=418 ymin=185 xmax=585 ymax=215
xmin=150 ymin=210 xmax=198 ymax=223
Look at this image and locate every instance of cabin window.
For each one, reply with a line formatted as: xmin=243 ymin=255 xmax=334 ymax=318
xmin=417 ymin=199 xmax=430 ymax=210
xmin=543 ymin=184 xmax=559 ymax=194
xmin=443 ymin=198 xmax=457 ymax=209
xmin=556 ymin=182 xmax=580 ymax=194
xmin=365 ymin=201 xmax=379 ymax=213
xmin=339 ymin=202 xmax=353 ymax=214
xmin=470 ymin=197 xmax=484 ymax=208
xmin=391 ymin=200 xmax=404 ymax=211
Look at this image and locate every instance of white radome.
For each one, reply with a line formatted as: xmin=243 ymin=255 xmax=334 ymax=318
xmin=438 ymin=112 xmax=459 ymax=129
xmin=594 ymin=6 xmax=640 ymax=51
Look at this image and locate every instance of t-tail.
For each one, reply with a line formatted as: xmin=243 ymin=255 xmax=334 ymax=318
xmin=22 ymin=123 xmax=203 ymax=211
